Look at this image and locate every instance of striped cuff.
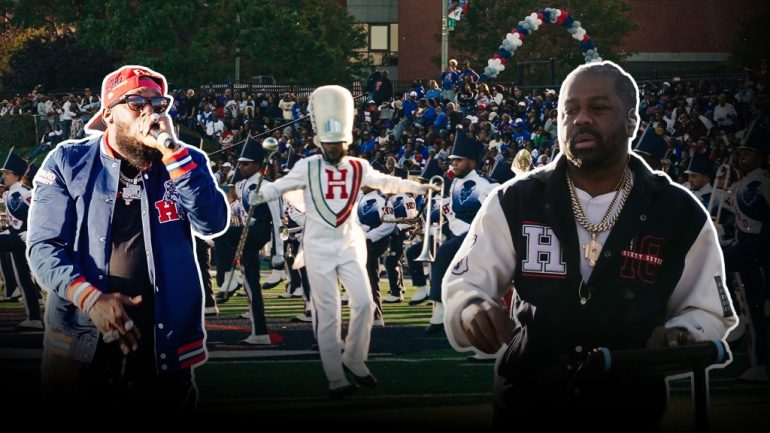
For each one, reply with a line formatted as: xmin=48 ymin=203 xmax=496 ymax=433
xmin=65 ymin=277 xmax=101 ymax=311
xmin=162 ymin=147 xmax=198 ymax=179
xmin=178 ymin=339 xmax=206 ymax=369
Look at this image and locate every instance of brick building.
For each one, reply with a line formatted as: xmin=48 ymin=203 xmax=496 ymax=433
xmin=344 ymin=0 xmax=762 ymax=81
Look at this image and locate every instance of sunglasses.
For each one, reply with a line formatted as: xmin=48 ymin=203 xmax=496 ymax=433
xmin=109 ymin=94 xmax=170 ymax=113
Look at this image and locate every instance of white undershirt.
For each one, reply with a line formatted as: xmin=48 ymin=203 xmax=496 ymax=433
xmin=573 ymin=173 xmax=635 ymax=281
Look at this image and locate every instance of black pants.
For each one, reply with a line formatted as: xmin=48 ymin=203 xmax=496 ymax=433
xmin=724 ymin=234 xmax=768 ymax=367
xmin=286 ymin=236 xmax=310 ymax=300
xmin=385 ymin=232 xmax=405 ymax=297
xmin=366 ymin=237 xmax=390 ymax=319
xmin=215 ymin=225 xmax=270 ymax=335
xmin=429 ymin=233 xmax=466 ymax=302
xmin=42 ymin=304 xmax=195 ymax=413
xmin=0 ymin=233 xmax=40 ymax=321
xmin=195 ymin=238 xmax=215 ymax=308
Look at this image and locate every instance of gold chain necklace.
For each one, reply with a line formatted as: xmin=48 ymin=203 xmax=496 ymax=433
xmin=567 ymin=166 xmax=632 ymax=267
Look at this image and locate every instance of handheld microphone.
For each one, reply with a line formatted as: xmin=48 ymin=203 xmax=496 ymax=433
xmin=150 ymin=127 xmax=175 ymax=148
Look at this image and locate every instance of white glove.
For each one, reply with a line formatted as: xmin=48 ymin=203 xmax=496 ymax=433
xmin=414 ymin=183 xmax=441 ymax=195
xmin=18 ymin=231 xmax=27 ymax=243
xmin=248 ymin=190 xmax=267 ymax=206
xmin=271 ymin=254 xmax=285 ymax=269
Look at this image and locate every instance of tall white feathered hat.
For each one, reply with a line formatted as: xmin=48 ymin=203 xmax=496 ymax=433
xmin=309 ymin=85 xmax=354 ymax=151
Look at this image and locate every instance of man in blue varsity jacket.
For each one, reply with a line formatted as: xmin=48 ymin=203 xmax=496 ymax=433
xmin=27 ymin=65 xmax=228 ymax=411
xmin=443 ymin=61 xmax=736 ymax=429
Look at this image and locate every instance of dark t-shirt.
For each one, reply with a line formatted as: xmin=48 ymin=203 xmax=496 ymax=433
xmin=110 ymin=165 xmax=154 ymax=340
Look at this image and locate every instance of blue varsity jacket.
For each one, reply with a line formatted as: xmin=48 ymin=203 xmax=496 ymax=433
xmin=27 ymin=133 xmax=229 ymax=372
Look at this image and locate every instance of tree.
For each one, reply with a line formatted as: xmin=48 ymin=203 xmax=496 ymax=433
xmin=1 ymin=0 xmax=368 ymax=92
xmin=231 ymin=0 xmax=367 ymax=85
xmin=450 ymin=0 xmax=636 ymax=84
xmin=3 ymin=33 xmax=116 ymax=94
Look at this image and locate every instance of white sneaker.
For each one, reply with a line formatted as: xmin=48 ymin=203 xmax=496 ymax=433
xmin=240 ymin=310 xmax=252 ymax=320
xmin=408 ymin=286 xmax=430 ymax=305
xmin=278 ymin=286 xmax=303 ymax=299
xmin=738 ymin=365 xmax=769 ymax=383
xmin=292 ymin=311 xmax=313 ymax=323
xmin=382 ymin=294 xmax=404 ymax=303
xmin=262 ymin=270 xmax=285 ymax=289
xmin=240 ymin=334 xmax=271 ymax=345
xmin=429 ymin=302 xmax=445 ymax=325
xmin=16 ymin=319 xmax=43 ymax=330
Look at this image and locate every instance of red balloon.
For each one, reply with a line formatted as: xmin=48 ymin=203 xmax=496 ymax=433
xmin=583 ymin=35 xmax=591 ymax=41
xmin=556 ymin=10 xmax=568 ymax=24
xmin=537 ymin=13 xmax=544 ymax=20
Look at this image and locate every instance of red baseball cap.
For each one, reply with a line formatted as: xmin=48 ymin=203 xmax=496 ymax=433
xmin=85 ymin=65 xmax=169 ymax=132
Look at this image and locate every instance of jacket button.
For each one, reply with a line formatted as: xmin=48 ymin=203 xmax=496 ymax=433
xmin=160 ymin=353 xmax=167 ymax=360
xmin=158 ymin=323 xmax=164 ymax=330
xmin=575 ymin=345 xmax=583 ymax=353
xmin=640 ymin=214 xmax=647 ymax=221
xmin=161 ymin=364 xmax=168 ymax=371
xmin=97 ymin=275 xmax=103 ymax=280
xmin=544 ymin=203 xmax=551 ymax=209
xmin=603 ymin=250 xmax=612 ymax=257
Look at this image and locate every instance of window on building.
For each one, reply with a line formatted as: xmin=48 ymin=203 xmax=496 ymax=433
xmin=355 ymin=23 xmax=399 ymax=67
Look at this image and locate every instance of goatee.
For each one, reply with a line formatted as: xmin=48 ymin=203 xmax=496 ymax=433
xmin=113 ymin=122 xmax=162 ymax=169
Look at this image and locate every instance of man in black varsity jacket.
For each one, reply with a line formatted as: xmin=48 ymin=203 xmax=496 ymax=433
xmin=442 ymin=61 xmax=736 ymax=430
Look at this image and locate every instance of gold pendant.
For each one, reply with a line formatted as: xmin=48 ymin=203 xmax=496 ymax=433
xmin=583 ymin=234 xmax=602 ymax=267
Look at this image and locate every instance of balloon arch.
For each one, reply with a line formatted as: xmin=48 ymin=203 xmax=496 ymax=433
xmin=480 ymin=7 xmax=602 ymax=80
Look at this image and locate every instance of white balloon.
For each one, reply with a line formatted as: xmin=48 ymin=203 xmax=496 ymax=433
xmin=572 ymin=20 xmax=581 ymax=29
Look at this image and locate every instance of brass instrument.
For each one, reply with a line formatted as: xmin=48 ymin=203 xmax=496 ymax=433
xmin=381 ymin=216 xmax=423 ymax=225
xmin=511 ymin=148 xmax=533 ymax=176
xmin=416 ymin=175 xmax=446 ymax=262
xmin=706 ymin=163 xmax=732 ymax=223
xmin=279 ymin=225 xmax=303 ymax=241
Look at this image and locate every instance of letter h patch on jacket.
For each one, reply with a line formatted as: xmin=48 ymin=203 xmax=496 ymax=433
xmin=154 ymin=180 xmax=185 ymax=224
xmin=520 ymin=222 xmax=566 ymax=279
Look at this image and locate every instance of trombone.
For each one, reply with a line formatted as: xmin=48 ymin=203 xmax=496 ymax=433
xmin=415 ymin=175 xmax=446 ymax=262
xmin=706 ymin=163 xmax=732 ymax=223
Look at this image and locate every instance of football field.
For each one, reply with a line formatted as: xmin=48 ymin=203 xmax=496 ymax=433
xmin=1 ymin=274 xmax=768 ymax=431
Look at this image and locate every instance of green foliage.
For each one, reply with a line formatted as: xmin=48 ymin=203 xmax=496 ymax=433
xmin=0 ymin=114 xmax=36 ymax=152
xmin=1 ymin=0 xmax=368 ymax=92
xmin=232 ymin=0 xmax=367 ymax=85
xmin=451 ymin=0 xmax=636 ymax=83
xmin=3 ymin=33 xmax=116 ymax=94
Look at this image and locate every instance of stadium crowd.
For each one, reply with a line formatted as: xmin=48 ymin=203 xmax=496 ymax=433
xmin=2 ymin=58 xmax=769 ymax=387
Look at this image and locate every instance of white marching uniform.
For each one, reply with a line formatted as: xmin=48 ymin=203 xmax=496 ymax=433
xmin=258 ymin=154 xmax=427 ymax=387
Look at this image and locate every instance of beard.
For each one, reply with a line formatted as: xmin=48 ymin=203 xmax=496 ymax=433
xmin=563 ymin=124 xmax=628 ymax=170
xmin=113 ymin=122 xmax=162 ymax=169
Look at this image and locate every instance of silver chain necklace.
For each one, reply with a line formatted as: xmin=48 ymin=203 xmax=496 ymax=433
xmin=567 ymin=166 xmax=632 ymax=268
xmin=118 ymin=171 xmax=143 ymax=206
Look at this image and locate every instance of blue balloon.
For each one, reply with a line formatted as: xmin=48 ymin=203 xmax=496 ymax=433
xmin=562 ymin=15 xmax=575 ymax=27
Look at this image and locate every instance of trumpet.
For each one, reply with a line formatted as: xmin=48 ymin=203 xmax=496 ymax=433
xmin=279 ymin=225 xmax=303 ymax=241
xmin=416 ymin=175 xmax=446 ymax=262
xmin=706 ymin=163 xmax=732 ymax=223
